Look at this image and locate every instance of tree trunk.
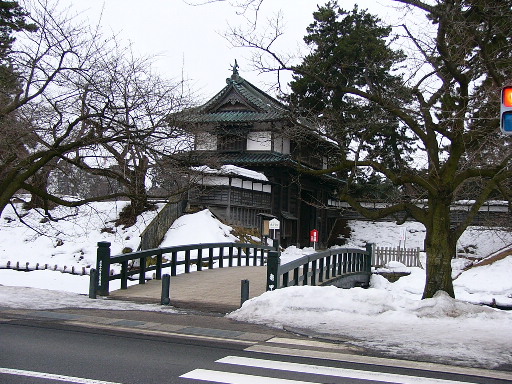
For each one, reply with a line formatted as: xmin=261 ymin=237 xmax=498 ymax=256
xmin=422 ymin=198 xmax=456 ymax=299
xmin=24 ymin=168 xmax=56 ymax=211
xmin=115 ymin=157 xmax=151 ymax=227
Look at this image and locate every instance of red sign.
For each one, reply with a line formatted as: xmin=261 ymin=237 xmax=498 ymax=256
xmin=310 ymin=229 xmax=319 ymax=243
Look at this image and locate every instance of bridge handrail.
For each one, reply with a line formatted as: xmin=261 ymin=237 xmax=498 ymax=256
xmin=110 ymin=242 xmax=275 ymax=264
xmin=95 ymin=241 xmax=278 ymax=296
xmin=266 ymin=244 xmax=372 ymax=291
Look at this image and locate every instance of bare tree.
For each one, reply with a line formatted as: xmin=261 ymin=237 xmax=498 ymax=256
xmin=0 ymin=1 xmax=193 ymax=221
xmin=221 ymin=0 xmax=512 ymax=299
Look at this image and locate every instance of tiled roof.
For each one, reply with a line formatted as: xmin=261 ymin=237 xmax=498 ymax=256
xmin=191 ymin=151 xmax=345 ymax=185
xmin=184 ymin=111 xmax=284 ymax=123
xmin=222 ymin=152 xmax=294 ymax=165
xmin=178 ymin=74 xmax=289 ymax=124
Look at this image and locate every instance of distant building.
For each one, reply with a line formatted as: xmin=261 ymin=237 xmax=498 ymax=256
xmin=175 ymin=64 xmax=344 ymax=247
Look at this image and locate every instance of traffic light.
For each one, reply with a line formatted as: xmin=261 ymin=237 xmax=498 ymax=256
xmin=501 ymin=86 xmax=512 ymax=135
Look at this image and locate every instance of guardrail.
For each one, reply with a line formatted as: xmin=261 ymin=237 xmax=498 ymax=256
xmin=93 ymin=241 xmax=278 ymax=296
xmin=266 ymin=244 xmax=373 ymax=291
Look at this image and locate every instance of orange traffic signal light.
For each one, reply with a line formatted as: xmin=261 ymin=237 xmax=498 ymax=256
xmin=501 ymin=87 xmax=512 ymax=134
xmin=503 ymin=86 xmax=512 ymax=108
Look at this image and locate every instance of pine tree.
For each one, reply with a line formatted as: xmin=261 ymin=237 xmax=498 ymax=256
xmin=287 ymin=0 xmax=512 ymax=298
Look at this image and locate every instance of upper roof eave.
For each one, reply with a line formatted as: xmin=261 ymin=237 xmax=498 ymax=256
xmin=177 ymin=73 xmax=289 ymax=123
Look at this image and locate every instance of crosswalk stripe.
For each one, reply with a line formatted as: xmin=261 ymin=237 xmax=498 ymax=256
xmin=0 ymin=367 xmax=123 ymax=384
xmin=217 ymin=356 xmax=470 ymax=384
xmin=246 ymin=343 xmax=512 ymax=382
xmin=180 ymin=368 xmax=313 ymax=384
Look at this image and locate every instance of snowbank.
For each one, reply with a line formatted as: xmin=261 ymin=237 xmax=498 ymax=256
xmin=228 ymin=285 xmax=512 ymax=368
xmin=1 ymin=204 xmax=512 ymax=368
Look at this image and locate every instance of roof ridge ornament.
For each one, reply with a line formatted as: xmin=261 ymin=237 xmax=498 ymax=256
xmin=231 ymin=59 xmax=239 ymax=76
xmin=227 ymin=59 xmax=242 ymax=84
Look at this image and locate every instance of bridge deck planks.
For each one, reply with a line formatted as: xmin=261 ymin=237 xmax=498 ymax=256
xmin=109 ymin=266 xmax=267 ymax=313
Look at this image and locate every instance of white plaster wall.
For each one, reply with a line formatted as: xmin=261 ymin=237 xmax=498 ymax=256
xmin=231 ymin=178 xmax=243 ymax=188
xmin=247 ymin=131 xmax=272 ymax=151
xmin=202 ymin=176 xmax=230 ymax=186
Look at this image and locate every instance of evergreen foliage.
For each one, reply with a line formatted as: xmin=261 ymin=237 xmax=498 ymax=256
xmin=285 ymin=0 xmax=512 ymax=298
xmin=0 ymin=1 xmax=36 ymax=98
xmin=288 ymin=3 xmax=415 ymax=175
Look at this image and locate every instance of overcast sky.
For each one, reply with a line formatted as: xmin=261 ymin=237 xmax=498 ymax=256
xmin=66 ymin=1 xmax=398 ymax=101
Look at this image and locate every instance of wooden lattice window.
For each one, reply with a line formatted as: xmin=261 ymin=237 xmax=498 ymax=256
xmin=217 ymin=133 xmax=246 ymax=151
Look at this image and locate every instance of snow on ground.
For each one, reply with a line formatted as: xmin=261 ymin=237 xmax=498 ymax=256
xmin=343 ymin=220 xmax=511 ymax=261
xmin=229 ymin=285 xmax=512 ymax=368
xmin=160 ymin=208 xmax=237 ymax=247
xmin=0 ymin=283 xmax=178 ymax=313
xmin=0 ymin=199 xmax=162 ymax=275
xmin=1 ymin=202 xmax=512 ymax=368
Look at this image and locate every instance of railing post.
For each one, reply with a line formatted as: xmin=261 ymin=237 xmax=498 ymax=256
xmin=311 ymin=259 xmax=317 ymax=286
xmin=121 ymin=261 xmax=128 ymax=289
xmin=240 ymin=279 xmax=249 ymax=307
xmin=219 ymin=247 xmax=224 ymax=268
xmin=185 ymin=250 xmax=191 ymax=273
xmin=266 ymin=250 xmax=280 ymax=291
xmin=96 ymin=241 xmax=111 ymax=296
xmin=139 ymin=256 xmax=146 ymax=284
xmin=197 ymin=248 xmax=203 ymax=271
xmin=365 ymin=243 xmax=374 ymax=273
xmin=171 ymin=251 xmax=177 ymax=276
xmin=209 ymin=248 xmax=214 ymax=269
xmin=282 ymin=272 xmax=289 ymax=287
xmin=303 ymin=262 xmax=309 ymax=285
xmin=293 ymin=268 xmax=299 ymax=286
xmin=156 ymin=251 xmax=163 ymax=280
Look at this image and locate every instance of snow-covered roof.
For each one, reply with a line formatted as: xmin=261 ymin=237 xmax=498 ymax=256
xmin=191 ymin=165 xmax=268 ymax=182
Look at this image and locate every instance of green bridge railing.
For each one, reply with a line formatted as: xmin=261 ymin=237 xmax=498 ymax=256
xmin=93 ymin=241 xmax=278 ymax=296
xmin=266 ymin=244 xmax=373 ymax=291
xmin=89 ymin=241 xmax=372 ymax=301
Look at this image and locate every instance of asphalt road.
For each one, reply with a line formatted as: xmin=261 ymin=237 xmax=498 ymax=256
xmin=1 ymin=320 xmax=511 ymax=384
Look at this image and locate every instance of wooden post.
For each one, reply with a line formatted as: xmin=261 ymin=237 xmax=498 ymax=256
xmin=139 ymin=256 xmax=146 ymax=284
xmin=266 ymin=251 xmax=280 ymax=291
xmin=240 ymin=279 xmax=249 ymax=307
xmin=121 ymin=261 xmax=128 ymax=289
xmin=156 ymin=251 xmax=163 ymax=280
xmin=365 ymin=243 xmax=374 ymax=273
xmin=171 ymin=251 xmax=177 ymax=276
xmin=197 ymin=248 xmax=203 ymax=271
xmin=88 ymin=268 xmax=97 ymax=299
xmin=272 ymin=238 xmax=280 ymax=251
xmin=161 ymin=274 xmax=170 ymax=305
xmin=185 ymin=250 xmax=191 ymax=273
xmin=96 ymin=242 xmax=111 ymax=296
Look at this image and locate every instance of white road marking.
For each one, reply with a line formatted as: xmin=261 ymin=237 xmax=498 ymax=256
xmin=217 ymin=356 xmax=470 ymax=384
xmin=0 ymin=367 xmax=124 ymax=384
xmin=245 ymin=344 xmax=512 ymax=381
xmin=180 ymin=368 xmax=312 ymax=384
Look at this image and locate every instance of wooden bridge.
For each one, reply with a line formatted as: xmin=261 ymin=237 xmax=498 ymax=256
xmin=90 ymin=241 xmax=373 ymax=313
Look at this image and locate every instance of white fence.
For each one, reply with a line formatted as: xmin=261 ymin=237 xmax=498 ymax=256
xmin=372 ymin=247 xmax=421 ymax=267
